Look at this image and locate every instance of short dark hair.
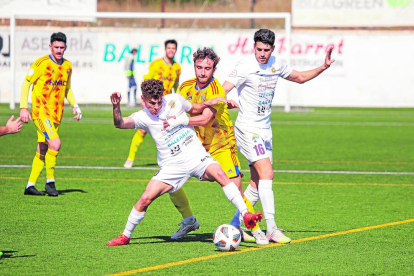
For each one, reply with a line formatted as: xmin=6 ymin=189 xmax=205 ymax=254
xmin=51 ymin=32 xmax=66 ymax=44
xmin=193 ymin=47 xmax=220 ymax=69
xmin=131 ymin=48 xmax=137 ymax=54
xmin=254 ymin=29 xmax=275 ymax=46
xmin=141 ymin=79 xmax=164 ymax=100
xmin=165 ymin=39 xmax=177 ymax=48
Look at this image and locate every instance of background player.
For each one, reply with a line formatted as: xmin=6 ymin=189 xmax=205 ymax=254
xmin=0 ymin=115 xmax=23 ymax=137
xmin=166 ymin=47 xmax=268 ymax=244
xmin=222 ymin=29 xmax=335 ymax=243
xmin=20 ymin=32 xmax=82 ymax=197
xmin=106 ymin=79 xmax=261 ymax=246
xmin=124 ymin=48 xmax=138 ymax=107
xmin=124 ymin=39 xmax=181 ymax=169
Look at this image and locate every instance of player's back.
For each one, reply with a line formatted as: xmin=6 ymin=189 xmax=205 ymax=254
xmin=179 ymin=77 xmax=236 ymax=153
xmin=27 ymin=55 xmax=73 ymax=124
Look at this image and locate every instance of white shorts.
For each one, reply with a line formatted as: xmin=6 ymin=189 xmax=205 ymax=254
xmin=234 ymin=124 xmax=273 ymax=165
xmin=152 ymin=153 xmax=218 ymax=193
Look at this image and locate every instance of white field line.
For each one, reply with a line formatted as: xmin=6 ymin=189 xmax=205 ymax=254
xmin=1 ymin=165 xmax=414 ymax=175
xmin=0 ymin=115 xmax=413 ymax=127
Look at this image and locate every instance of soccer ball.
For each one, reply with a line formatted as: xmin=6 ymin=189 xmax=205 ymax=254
xmin=213 ymin=224 xmax=241 ymax=251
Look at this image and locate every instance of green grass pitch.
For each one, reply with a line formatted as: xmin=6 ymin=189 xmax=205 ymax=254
xmin=0 ymin=104 xmax=413 ymax=275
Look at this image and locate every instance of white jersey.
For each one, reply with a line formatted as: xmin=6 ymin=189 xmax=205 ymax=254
xmin=226 ymin=55 xmax=292 ymax=128
xmin=129 ymin=94 xmax=207 ymax=166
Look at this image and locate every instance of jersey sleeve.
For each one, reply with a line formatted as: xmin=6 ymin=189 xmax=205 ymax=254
xmin=25 ymin=62 xmax=41 ymax=84
xmin=129 ymin=111 xmax=147 ymax=130
xmin=225 ymin=59 xmax=250 ymax=88
xmin=176 ymin=94 xmax=192 ymax=112
xmin=205 ymin=80 xmax=226 ymax=112
xmin=278 ymin=59 xmax=293 ymax=79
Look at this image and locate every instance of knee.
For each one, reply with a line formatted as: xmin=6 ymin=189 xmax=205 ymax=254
xmin=137 ymin=194 xmax=153 ymax=209
xmin=216 ymin=169 xmax=229 ymax=184
xmin=48 ymin=140 xmax=61 ymax=151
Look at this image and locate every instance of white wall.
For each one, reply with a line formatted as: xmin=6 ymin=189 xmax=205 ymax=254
xmin=0 ymin=27 xmax=413 ymax=107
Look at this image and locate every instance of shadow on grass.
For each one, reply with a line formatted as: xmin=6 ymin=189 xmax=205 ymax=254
xmin=0 ymin=250 xmax=36 ymax=259
xmin=57 ymin=189 xmax=88 ymax=195
xmin=130 ymin=233 xmax=213 ymax=245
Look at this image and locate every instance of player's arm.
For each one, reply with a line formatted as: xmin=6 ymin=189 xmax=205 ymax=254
xmin=0 ymin=115 xmax=23 ymax=137
xmin=20 ymin=79 xmax=32 ymax=123
xmin=187 ymin=97 xmax=227 ymax=115
xmin=66 ymin=85 xmax=82 ymax=121
xmin=287 ymin=46 xmax=335 ymax=84
xmin=188 ymin=107 xmax=216 ymax=126
xmin=221 ymin=81 xmax=239 ymax=109
xmin=110 ymin=92 xmax=135 ymax=129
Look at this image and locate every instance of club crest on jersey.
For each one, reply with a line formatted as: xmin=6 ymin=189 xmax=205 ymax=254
xmin=252 ymin=133 xmax=259 ymax=143
xmin=271 ymin=66 xmax=277 ymax=73
xmin=168 ymin=100 xmax=176 ymax=109
xmin=229 ymin=69 xmax=237 ymax=77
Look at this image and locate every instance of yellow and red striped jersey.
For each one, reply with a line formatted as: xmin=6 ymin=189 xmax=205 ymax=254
xmin=143 ymin=57 xmax=181 ymax=95
xmin=25 ymin=55 xmax=72 ymax=124
xmin=178 ymin=77 xmax=236 ymax=153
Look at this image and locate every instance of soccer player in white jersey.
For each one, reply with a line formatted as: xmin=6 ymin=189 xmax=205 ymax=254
xmin=222 ymin=29 xmax=335 ymax=243
xmin=106 ymin=79 xmax=262 ymax=246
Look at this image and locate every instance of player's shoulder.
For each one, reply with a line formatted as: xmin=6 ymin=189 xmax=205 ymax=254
xmin=32 ymin=55 xmax=50 ymax=68
xmin=179 ymin=78 xmax=196 ymax=92
xmin=210 ymin=78 xmax=225 ymax=95
xmin=172 ymin=61 xmax=181 ymax=69
xmin=62 ymin=58 xmax=72 ymax=67
xmin=150 ymin=58 xmax=163 ymax=66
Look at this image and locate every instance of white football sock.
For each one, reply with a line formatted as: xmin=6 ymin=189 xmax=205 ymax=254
xmin=222 ymin=182 xmax=248 ymax=216
xmin=123 ymin=207 xmax=146 ymax=238
xmin=26 ymin=182 xmax=35 ymax=189
xmin=258 ymin=179 xmax=277 ymax=231
xmin=244 ymin=184 xmax=259 ymax=206
xmin=46 ymin=178 xmax=55 ymax=184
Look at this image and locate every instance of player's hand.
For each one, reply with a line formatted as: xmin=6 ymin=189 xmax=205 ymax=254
xmin=323 ymin=45 xmax=335 ymax=69
xmin=205 ymin=97 xmax=227 ymax=107
xmin=165 ymin=113 xmax=189 ymax=131
xmin=5 ymin=115 xmax=23 ymax=134
xmin=73 ymin=105 xmax=82 ymax=121
xmin=227 ymin=99 xmax=239 ymax=109
xmin=110 ymin=92 xmax=122 ymax=105
xmin=20 ymin=108 xmax=32 ymax=123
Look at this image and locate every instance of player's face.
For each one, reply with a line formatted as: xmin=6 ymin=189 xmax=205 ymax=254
xmin=165 ymin=43 xmax=177 ymax=60
xmin=49 ymin=41 xmax=66 ymax=63
xmin=254 ymin=42 xmax=275 ymax=64
xmin=142 ymin=96 xmax=163 ymax=116
xmin=194 ymin=58 xmax=215 ymax=86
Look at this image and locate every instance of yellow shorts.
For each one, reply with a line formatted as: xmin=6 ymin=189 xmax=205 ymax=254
xmin=34 ymin=118 xmax=60 ymax=143
xmin=211 ymin=145 xmax=241 ymax=179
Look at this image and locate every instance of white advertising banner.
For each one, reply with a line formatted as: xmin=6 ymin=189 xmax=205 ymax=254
xmin=0 ymin=0 xmax=97 ymax=20
xmin=293 ymin=0 xmax=414 ymax=27
xmin=0 ymin=28 xmax=414 ymax=108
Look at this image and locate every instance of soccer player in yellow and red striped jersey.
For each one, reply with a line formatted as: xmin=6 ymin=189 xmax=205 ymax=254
xmin=20 ymin=32 xmax=82 ymax=197
xmin=124 ymin=39 xmax=181 ymax=169
xmin=165 ymin=47 xmax=266 ymax=244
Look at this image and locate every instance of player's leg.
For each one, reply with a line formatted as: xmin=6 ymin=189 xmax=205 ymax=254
xmin=41 ymin=121 xmax=61 ymax=197
xmin=252 ymin=158 xmax=291 ymax=244
xmin=24 ymin=139 xmax=48 ymax=196
xmin=169 ymin=188 xmax=199 ymax=240
xmin=124 ymin=129 xmax=146 ymax=168
xmin=201 ymin=162 xmax=262 ymax=229
xmin=107 ymin=179 xmax=173 ymax=246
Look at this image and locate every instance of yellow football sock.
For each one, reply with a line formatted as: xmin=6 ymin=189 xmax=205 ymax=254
xmin=127 ymin=130 xmax=145 ymax=161
xmin=245 ymin=197 xmax=260 ymax=231
xmin=45 ymin=149 xmax=59 ymax=180
xmin=28 ymin=152 xmax=45 ymax=184
xmin=169 ymin=188 xmax=193 ymax=219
